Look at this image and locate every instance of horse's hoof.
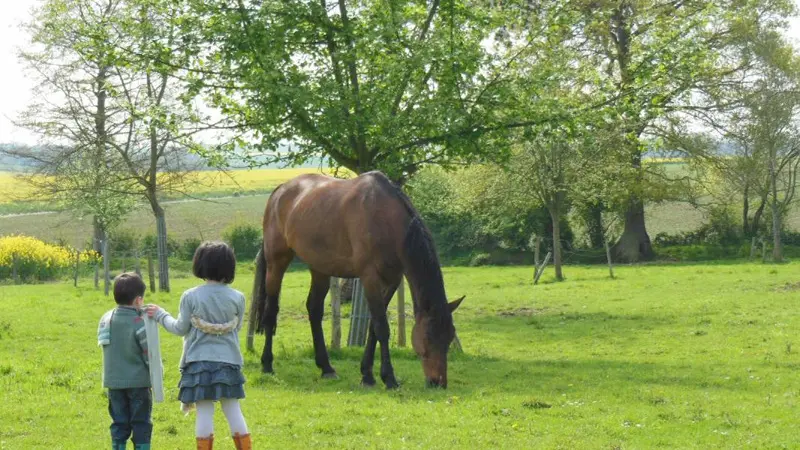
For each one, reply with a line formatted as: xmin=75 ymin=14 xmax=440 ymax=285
xmin=321 ymin=372 xmax=339 ymax=380
xmin=384 ymin=379 xmax=400 ymax=390
xmin=361 ymin=376 xmax=377 ymax=387
xmin=261 ymin=366 xmax=274 ymax=375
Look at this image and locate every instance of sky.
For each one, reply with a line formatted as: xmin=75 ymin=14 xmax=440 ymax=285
xmin=2 ymin=1 xmax=800 ymax=145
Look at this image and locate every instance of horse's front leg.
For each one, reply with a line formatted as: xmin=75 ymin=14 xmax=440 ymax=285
xmin=372 ymin=313 xmax=399 ymax=389
xmin=308 ymin=271 xmax=337 ymax=378
xmin=363 ymin=277 xmax=400 ymax=389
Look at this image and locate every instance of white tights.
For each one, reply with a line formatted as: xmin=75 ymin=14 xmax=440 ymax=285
xmin=195 ymin=399 xmax=248 ymax=438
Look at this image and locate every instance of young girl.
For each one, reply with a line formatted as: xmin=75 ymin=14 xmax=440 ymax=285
xmin=147 ymin=241 xmax=251 ymax=450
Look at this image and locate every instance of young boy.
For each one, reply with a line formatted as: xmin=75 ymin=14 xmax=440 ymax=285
xmin=97 ymin=272 xmax=152 ymax=450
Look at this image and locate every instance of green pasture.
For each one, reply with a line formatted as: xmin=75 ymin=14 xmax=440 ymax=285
xmin=1 ymin=263 xmax=798 ymax=448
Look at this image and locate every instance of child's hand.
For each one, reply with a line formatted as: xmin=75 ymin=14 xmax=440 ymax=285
xmin=145 ymin=305 xmax=161 ymax=318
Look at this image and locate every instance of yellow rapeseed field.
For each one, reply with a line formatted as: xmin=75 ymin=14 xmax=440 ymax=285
xmin=0 ymin=234 xmax=94 ymax=280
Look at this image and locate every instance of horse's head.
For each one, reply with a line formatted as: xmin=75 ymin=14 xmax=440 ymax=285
xmin=412 ymin=296 xmax=464 ymax=388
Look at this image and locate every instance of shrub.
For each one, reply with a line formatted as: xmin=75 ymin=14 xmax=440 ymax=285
xmin=0 ymin=235 xmax=85 ymax=281
xmin=108 ymin=229 xmax=140 ymax=254
xmin=222 ymin=222 xmax=262 ymax=260
xmin=179 ymin=238 xmax=202 ymax=261
xmin=141 ymin=234 xmax=180 ymax=258
xmin=407 ymin=167 xmax=572 ymax=259
xmin=469 ymin=253 xmax=491 ymax=267
xmin=654 ymin=207 xmax=743 ymax=248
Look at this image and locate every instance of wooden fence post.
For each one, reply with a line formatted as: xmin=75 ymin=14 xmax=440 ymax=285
xmin=134 ymin=250 xmax=142 ymax=277
xmin=534 ymin=236 xmax=541 ymax=267
xmin=74 ymin=251 xmax=80 ymax=287
xmin=246 ymin=267 xmax=259 ymax=353
xmin=604 ymin=240 xmax=615 ymax=279
xmin=396 ymin=277 xmax=406 ymax=347
xmin=762 ymin=239 xmax=768 ymax=263
xmin=94 ymin=256 xmax=99 ymax=290
xmin=147 ymin=252 xmax=156 ymax=293
xmin=750 ymin=237 xmax=758 ymax=260
xmin=533 ymin=251 xmax=552 ymax=285
xmin=330 ymin=277 xmax=342 ymax=350
xmin=103 ymin=239 xmax=111 ymax=296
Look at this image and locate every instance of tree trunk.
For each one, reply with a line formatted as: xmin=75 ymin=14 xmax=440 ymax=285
xmin=770 ymin=160 xmax=783 ymax=262
xmin=550 ymin=208 xmax=564 ymax=281
xmin=93 ymin=217 xmax=105 ymax=252
xmin=396 ymin=277 xmax=406 ymax=347
xmin=751 ymin=192 xmax=768 ymax=237
xmin=613 ymin=198 xmax=654 ymax=262
xmin=742 ymin=184 xmax=750 ymax=236
xmin=330 ymin=277 xmax=342 ymax=350
xmin=93 ymin=217 xmax=105 ymax=290
xmin=584 ymin=203 xmax=604 ymax=249
xmin=154 ymin=204 xmax=170 ymax=292
xmin=103 ymin=238 xmax=111 ymax=296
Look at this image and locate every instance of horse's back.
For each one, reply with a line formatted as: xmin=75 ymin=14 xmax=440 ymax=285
xmin=263 ymin=171 xmax=411 ymax=277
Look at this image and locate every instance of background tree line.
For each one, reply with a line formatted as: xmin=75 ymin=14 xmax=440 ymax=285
xmin=5 ymin=0 xmax=800 ymax=283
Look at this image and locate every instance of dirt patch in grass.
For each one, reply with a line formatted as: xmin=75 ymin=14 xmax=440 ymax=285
xmin=497 ymin=307 xmax=546 ymax=317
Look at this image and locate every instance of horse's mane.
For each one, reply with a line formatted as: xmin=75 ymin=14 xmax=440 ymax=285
xmin=364 ymin=172 xmax=449 ymax=320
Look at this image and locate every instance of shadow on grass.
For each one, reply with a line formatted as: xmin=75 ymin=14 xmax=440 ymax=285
xmin=466 ymin=310 xmax=676 ymax=341
xmin=241 ymin=341 xmax=736 ymax=400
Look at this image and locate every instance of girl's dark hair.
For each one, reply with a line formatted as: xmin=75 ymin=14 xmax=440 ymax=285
xmin=193 ymin=241 xmax=236 ymax=283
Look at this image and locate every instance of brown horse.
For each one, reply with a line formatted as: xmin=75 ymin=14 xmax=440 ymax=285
xmin=251 ymin=171 xmax=463 ymax=388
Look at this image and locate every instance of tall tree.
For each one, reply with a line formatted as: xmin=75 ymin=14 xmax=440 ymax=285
xmin=176 ymin=0 xmax=585 ymax=181
xmin=660 ymin=22 xmax=800 ymax=260
xmin=570 ymin=0 xmax=795 ymax=261
xmin=8 ymin=0 xmax=136 ymax=252
xmin=107 ymin=0 xmax=210 ymax=292
xmin=12 ymin=0 xmax=211 ymax=292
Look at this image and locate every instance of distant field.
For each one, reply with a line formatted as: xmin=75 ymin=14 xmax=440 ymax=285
xmin=4 ymin=162 xmax=800 ymax=249
xmin=0 ymin=194 xmax=271 ymax=247
xmin=0 ymin=167 xmax=348 ymax=246
xmin=0 ymin=167 xmax=347 ymax=213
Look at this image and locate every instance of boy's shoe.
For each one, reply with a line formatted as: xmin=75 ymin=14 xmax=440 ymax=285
xmin=233 ymin=433 xmax=252 ymax=450
xmin=112 ymin=442 xmax=127 ymax=450
xmin=197 ymin=434 xmax=214 ymax=450
xmin=134 ymin=444 xmax=151 ymax=450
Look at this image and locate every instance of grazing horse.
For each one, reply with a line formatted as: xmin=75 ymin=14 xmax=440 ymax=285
xmin=251 ymin=171 xmax=463 ymax=388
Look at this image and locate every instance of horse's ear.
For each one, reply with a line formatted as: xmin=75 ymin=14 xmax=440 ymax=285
xmin=448 ymin=296 xmax=465 ymax=313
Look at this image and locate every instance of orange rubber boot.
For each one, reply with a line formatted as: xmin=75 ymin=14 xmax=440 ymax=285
xmin=196 ymin=434 xmax=213 ymax=450
xmin=233 ymin=433 xmax=252 ymax=450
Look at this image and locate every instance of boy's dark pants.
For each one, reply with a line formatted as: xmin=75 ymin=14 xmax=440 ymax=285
xmin=108 ymin=388 xmax=152 ymax=444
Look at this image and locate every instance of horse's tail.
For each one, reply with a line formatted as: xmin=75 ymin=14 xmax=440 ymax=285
xmin=250 ymin=245 xmax=268 ymax=335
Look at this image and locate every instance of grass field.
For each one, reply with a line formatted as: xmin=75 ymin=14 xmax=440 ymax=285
xmin=1 ymin=263 xmax=798 ymax=448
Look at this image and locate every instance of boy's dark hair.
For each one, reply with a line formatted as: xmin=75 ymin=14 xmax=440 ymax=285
xmin=113 ymin=272 xmax=146 ymax=305
xmin=193 ymin=241 xmax=237 ymax=283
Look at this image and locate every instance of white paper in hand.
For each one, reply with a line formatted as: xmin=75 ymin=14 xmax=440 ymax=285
xmin=144 ymin=316 xmax=164 ymax=403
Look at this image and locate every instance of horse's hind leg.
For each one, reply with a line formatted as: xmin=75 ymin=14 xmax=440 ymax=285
xmin=360 ymin=325 xmax=378 ymax=386
xmin=361 ymin=275 xmax=400 ymax=389
xmin=261 ymin=251 xmax=293 ymax=374
xmin=308 ymin=270 xmax=337 ymax=378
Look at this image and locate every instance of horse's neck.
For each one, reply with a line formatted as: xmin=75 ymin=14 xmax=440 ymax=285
xmin=404 ymin=269 xmax=447 ymax=316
